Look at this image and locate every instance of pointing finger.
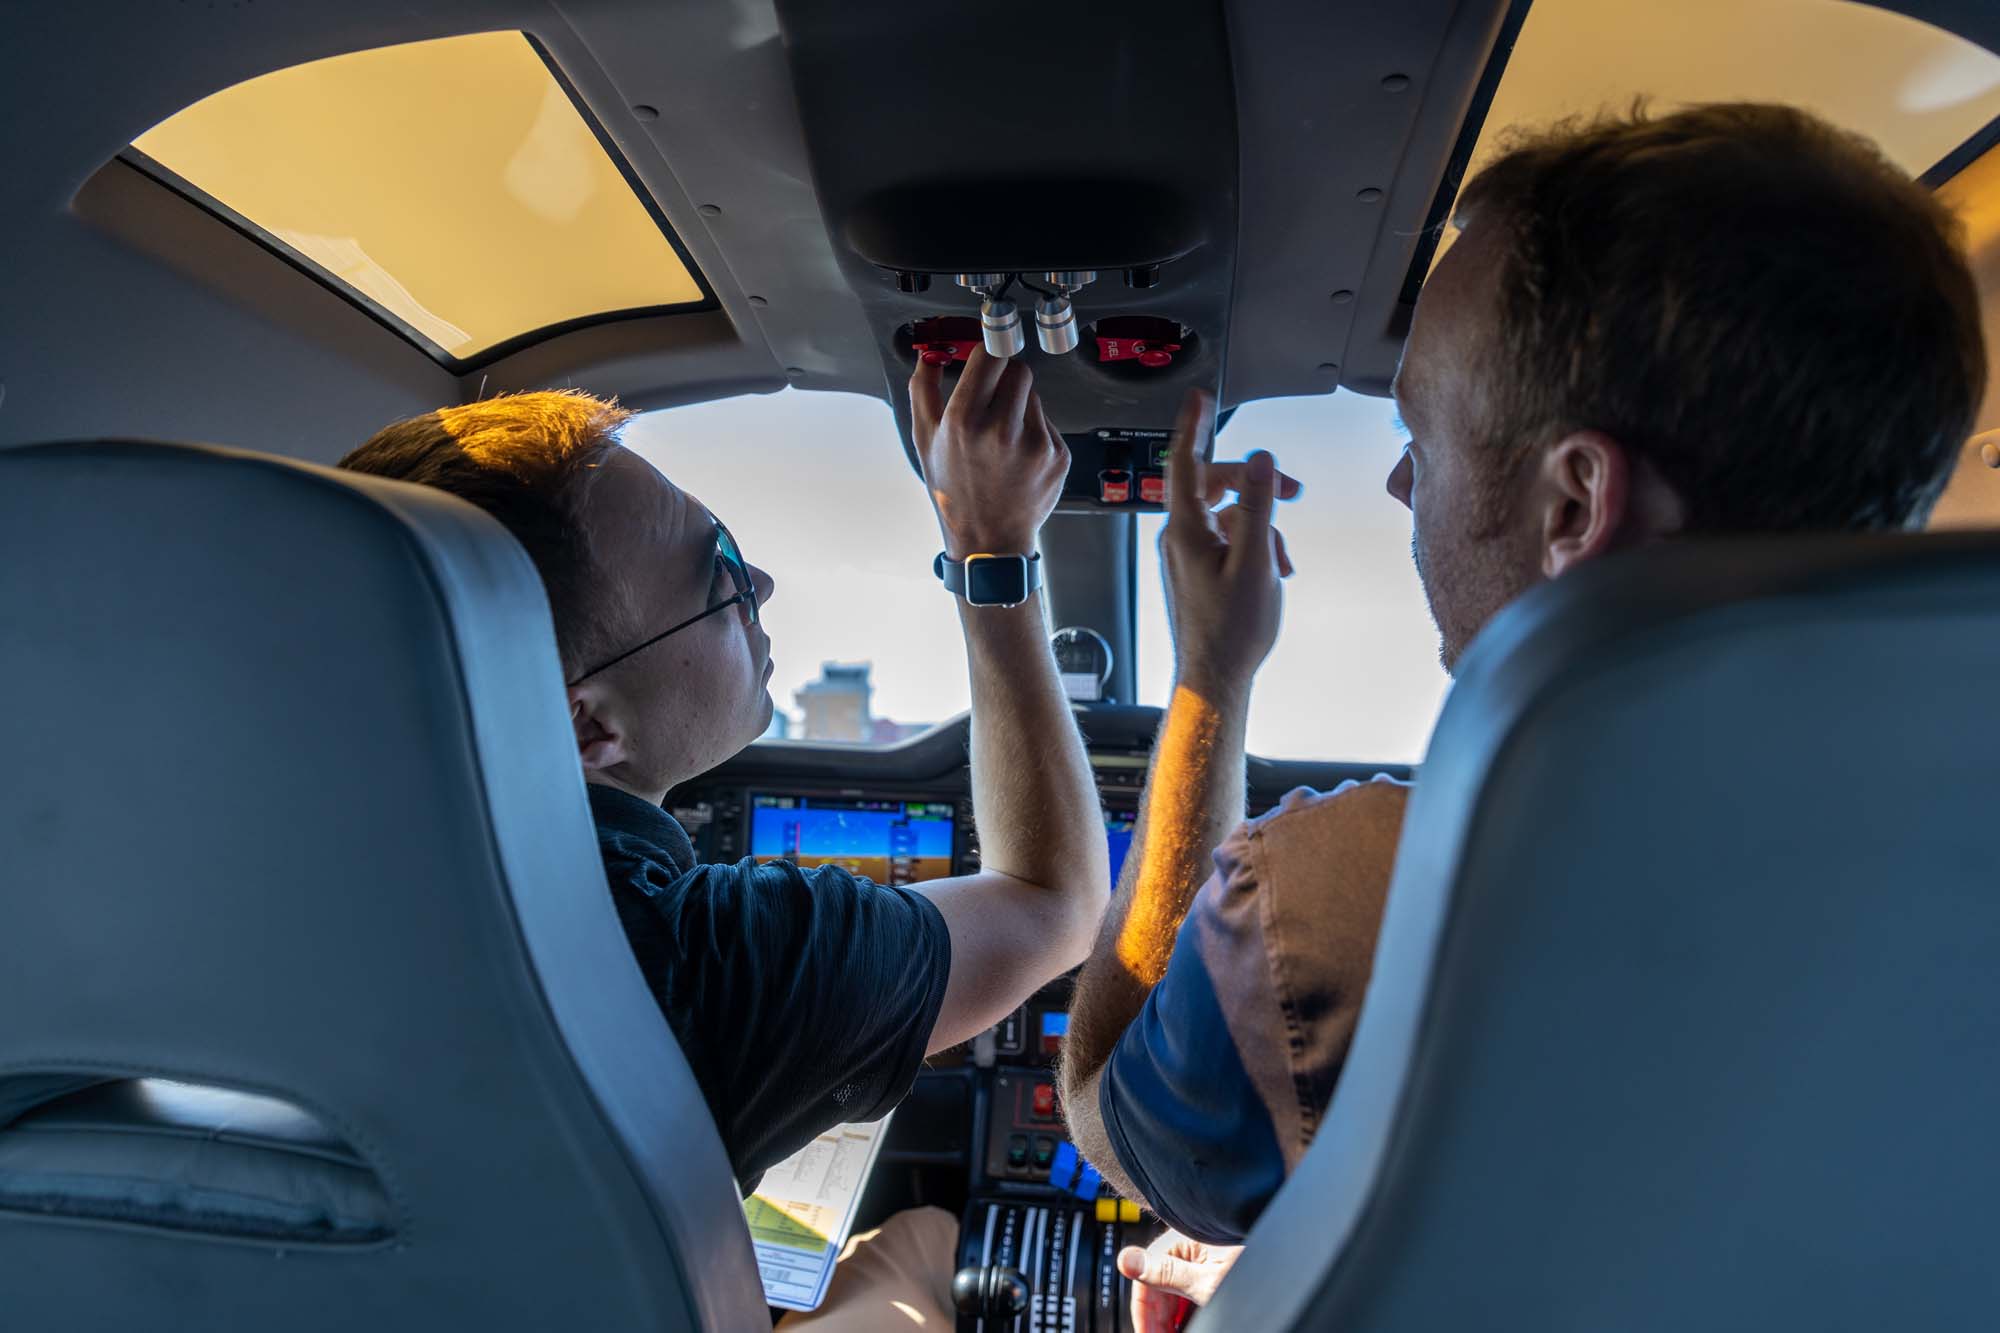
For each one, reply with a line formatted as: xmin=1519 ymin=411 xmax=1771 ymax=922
xmin=1166 ymin=388 xmax=1216 ymax=530
xmin=949 ymin=343 xmax=1007 ymax=418
xmin=1202 ymin=460 xmax=1303 ymax=506
xmin=994 ymin=357 xmax=1034 ymax=441
xmin=909 ymin=359 xmax=944 ymax=463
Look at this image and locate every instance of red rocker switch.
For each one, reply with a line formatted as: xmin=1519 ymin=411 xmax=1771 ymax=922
xmin=1094 ymin=315 xmax=1189 ymax=369
xmin=1096 ymin=337 xmax=1182 ymax=368
xmin=910 ymin=316 xmax=981 ymax=366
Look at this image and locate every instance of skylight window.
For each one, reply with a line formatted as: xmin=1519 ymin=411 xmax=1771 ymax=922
xmin=129 ymin=30 xmax=708 ymax=365
xmin=1429 ymin=0 xmax=2000 ymax=268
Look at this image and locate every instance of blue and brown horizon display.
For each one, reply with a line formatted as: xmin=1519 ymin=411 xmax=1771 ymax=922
xmin=750 ymin=794 xmax=956 ymax=886
xmin=750 ymin=793 xmax=1141 ymax=889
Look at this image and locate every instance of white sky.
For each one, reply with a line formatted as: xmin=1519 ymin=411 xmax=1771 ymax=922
xmin=623 ymin=386 xmax=1449 ymax=763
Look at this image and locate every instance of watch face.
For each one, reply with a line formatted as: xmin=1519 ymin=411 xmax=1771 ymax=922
xmin=964 ymin=555 xmax=1030 ymax=605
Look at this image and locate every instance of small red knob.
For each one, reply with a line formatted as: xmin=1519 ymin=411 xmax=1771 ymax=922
xmin=1137 ymin=348 xmax=1175 ymax=368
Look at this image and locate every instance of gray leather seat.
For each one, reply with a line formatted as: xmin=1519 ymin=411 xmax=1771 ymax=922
xmin=0 ymin=441 xmax=766 ymax=1330
xmin=1202 ymin=532 xmax=2000 ymax=1332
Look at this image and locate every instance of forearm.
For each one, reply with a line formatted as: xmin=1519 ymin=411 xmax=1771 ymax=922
xmin=960 ymin=590 xmax=1110 ymax=937
xmin=1063 ymin=673 xmax=1250 ymax=1090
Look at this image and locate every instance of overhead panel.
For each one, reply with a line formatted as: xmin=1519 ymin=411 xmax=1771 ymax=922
xmin=1434 ymin=0 xmax=2000 ymax=262
xmin=130 ymin=30 xmax=708 ymax=365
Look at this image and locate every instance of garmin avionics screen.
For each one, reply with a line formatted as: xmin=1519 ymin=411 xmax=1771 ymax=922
xmin=1105 ymin=809 xmax=1136 ymax=885
xmin=750 ymin=795 xmax=956 ymax=886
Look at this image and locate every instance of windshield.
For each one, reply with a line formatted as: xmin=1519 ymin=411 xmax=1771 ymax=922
xmin=1136 ymin=393 xmax=1449 ymax=764
xmin=623 ymin=390 xmax=971 ymax=743
xmin=628 ymin=387 xmax=1446 ymax=759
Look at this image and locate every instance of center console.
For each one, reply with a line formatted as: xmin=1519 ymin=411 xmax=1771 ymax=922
xmin=949 ymin=983 xmax=1159 ymax=1332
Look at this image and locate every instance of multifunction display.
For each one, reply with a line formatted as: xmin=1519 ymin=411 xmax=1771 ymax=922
xmin=749 ymin=794 xmax=956 ymax=886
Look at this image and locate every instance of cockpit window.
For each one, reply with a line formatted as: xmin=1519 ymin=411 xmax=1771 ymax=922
xmin=127 ymin=30 xmax=709 ymax=366
xmin=624 ymin=391 xmax=974 ymax=745
xmin=635 ymin=389 xmax=1448 ymax=759
xmin=1137 ymin=393 xmax=1450 ymax=764
xmin=1431 ymin=0 xmax=2000 ymax=268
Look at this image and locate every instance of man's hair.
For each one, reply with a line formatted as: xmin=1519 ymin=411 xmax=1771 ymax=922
xmin=1454 ymin=101 xmax=1987 ymax=532
xmin=338 ymin=390 xmax=634 ymax=673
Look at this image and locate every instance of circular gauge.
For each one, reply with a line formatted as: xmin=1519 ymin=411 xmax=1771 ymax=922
xmin=1051 ymin=626 xmax=1114 ymax=703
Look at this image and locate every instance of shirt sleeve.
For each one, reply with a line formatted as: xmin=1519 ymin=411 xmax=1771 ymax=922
xmin=1097 ymin=779 xmax=1411 ymax=1243
xmin=650 ymin=856 xmax=952 ymax=1181
xmin=1097 ymin=892 xmax=1289 ymax=1244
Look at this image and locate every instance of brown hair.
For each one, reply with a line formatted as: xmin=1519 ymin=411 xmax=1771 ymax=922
xmin=1454 ymin=101 xmax=1987 ymax=532
xmin=338 ymin=390 xmax=634 ymax=673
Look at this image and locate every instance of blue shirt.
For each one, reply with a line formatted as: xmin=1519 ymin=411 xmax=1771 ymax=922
xmin=1097 ymin=779 xmax=1411 ymax=1243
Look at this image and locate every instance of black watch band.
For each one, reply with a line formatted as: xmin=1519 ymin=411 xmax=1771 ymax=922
xmin=933 ymin=551 xmax=1041 ymax=607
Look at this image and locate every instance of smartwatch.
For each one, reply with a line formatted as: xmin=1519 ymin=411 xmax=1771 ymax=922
xmin=934 ymin=551 xmax=1041 ymax=607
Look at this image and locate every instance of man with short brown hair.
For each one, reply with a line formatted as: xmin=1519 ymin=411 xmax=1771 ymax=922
xmin=1057 ymin=103 xmax=1986 ymax=1324
xmin=342 ymin=351 xmax=1112 ymax=1188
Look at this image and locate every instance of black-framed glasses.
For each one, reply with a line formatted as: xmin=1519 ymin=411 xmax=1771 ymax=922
xmin=567 ymin=518 xmax=758 ymax=685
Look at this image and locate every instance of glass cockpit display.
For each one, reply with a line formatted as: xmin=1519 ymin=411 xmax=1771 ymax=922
xmin=745 ymin=793 xmax=1139 ymax=889
xmin=750 ymin=795 xmax=955 ymax=886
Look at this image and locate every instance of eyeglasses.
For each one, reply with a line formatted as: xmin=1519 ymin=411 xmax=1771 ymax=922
xmin=566 ymin=518 xmax=758 ymax=685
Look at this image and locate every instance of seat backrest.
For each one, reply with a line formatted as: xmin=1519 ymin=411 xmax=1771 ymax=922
xmin=1202 ymin=532 xmax=2000 ymax=1333
xmin=0 ymin=441 xmax=765 ymax=1330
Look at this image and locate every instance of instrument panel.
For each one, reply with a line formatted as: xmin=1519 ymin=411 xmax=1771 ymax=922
xmin=671 ymin=785 xmax=1135 ymax=890
xmin=662 ymin=704 xmax=1409 ymax=1299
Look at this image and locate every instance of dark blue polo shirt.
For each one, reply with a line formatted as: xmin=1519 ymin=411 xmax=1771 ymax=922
xmin=589 ymin=784 xmax=952 ymax=1186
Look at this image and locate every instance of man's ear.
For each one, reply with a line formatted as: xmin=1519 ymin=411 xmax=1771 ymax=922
xmin=1537 ymin=429 xmax=1631 ymax=579
xmin=567 ymin=684 xmax=630 ymax=774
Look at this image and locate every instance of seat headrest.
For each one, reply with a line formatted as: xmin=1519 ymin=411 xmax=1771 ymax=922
xmin=0 ymin=440 xmax=762 ymax=1329
xmin=1205 ymin=530 xmax=2000 ymax=1332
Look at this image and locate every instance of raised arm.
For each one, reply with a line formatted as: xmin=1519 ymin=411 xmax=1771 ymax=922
xmin=1060 ymin=389 xmax=1296 ymax=1191
xmin=909 ymin=348 xmax=1112 ymax=1053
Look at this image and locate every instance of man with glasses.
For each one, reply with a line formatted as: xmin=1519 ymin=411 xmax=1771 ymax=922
xmin=338 ymin=350 xmax=1110 ymax=1197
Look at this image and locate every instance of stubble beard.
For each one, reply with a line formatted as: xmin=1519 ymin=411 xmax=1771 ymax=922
xmin=1411 ymin=532 xmax=1458 ymax=677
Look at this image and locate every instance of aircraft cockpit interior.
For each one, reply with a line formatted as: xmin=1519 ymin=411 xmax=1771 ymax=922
xmin=5 ymin=1 xmax=2000 ymax=1330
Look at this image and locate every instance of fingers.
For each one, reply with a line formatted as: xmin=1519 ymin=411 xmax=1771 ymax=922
xmin=993 ymin=357 xmax=1034 ymax=439
xmin=1239 ymin=451 xmax=1278 ymax=522
xmin=1122 ymin=1246 xmax=1194 ymax=1333
xmin=949 ymin=343 xmax=1009 ymax=415
xmin=1216 ymin=452 xmax=1277 ymax=577
xmin=1201 ymin=460 xmax=1302 ymax=507
xmin=909 ymin=360 xmax=944 ymax=460
xmin=1165 ymin=388 xmax=1215 ymax=529
xmin=1127 ymin=1247 xmax=1198 ymax=1298
xmin=1215 ymin=504 xmax=1284 ymax=577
